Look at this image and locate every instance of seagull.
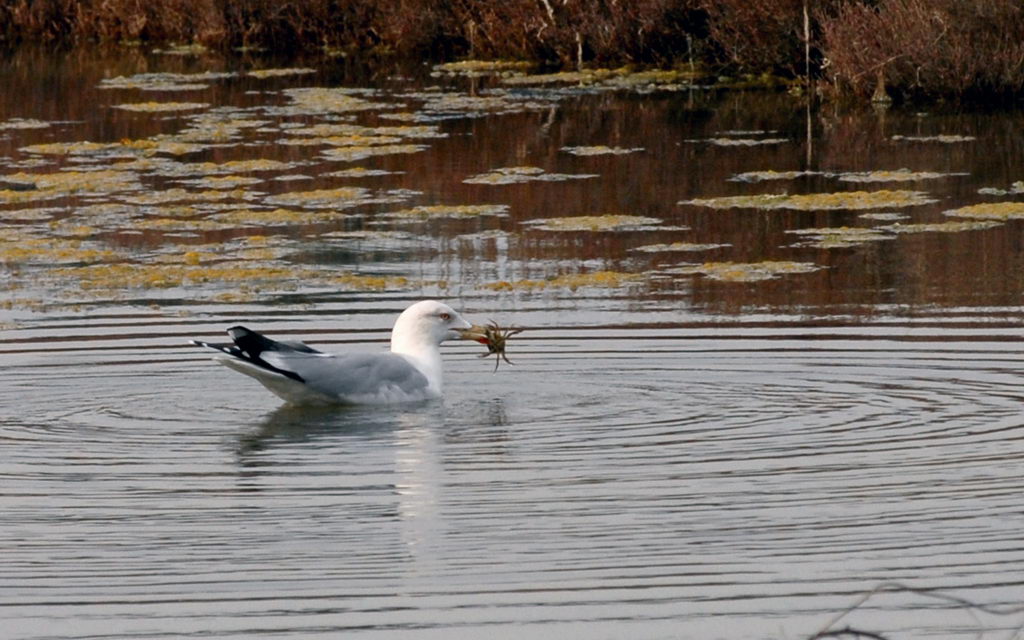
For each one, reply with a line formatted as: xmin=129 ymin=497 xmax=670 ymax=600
xmin=191 ymin=300 xmax=485 ymax=405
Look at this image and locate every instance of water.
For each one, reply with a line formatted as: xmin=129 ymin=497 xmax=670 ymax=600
xmin=4 ymin=48 xmax=1024 ymax=639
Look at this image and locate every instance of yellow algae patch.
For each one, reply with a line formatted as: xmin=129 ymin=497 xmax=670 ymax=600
xmin=133 ymin=217 xmax=230 ymax=231
xmin=891 ymin=134 xmax=975 ymax=143
xmin=153 ymin=43 xmax=209 ymax=56
xmin=324 ymin=167 xmax=402 ymax=178
xmin=321 ymin=144 xmax=428 ymax=162
xmin=561 ymin=146 xmax=644 ymax=156
xmin=0 ymin=118 xmax=50 ymax=130
xmin=502 ymin=68 xmax=620 ymax=86
xmin=943 ymin=202 xmax=1024 ymax=220
xmin=0 ymin=237 xmax=120 ymax=265
xmin=20 ymin=141 xmax=112 ymax=155
xmin=210 ymin=208 xmax=348 ymax=226
xmin=286 ymin=123 xmax=445 ymax=140
xmin=837 ymin=169 xmax=964 ymax=183
xmin=880 ymin=220 xmax=1002 ymax=234
xmin=283 ymin=87 xmax=384 ymax=114
xmin=433 ymin=60 xmax=533 ymax=75
xmin=385 ymin=204 xmax=510 ymax=219
xmin=120 ymin=188 xmax=251 ymax=205
xmin=731 ymin=170 xmax=818 ymax=182
xmin=331 ymin=272 xmax=411 ymax=290
xmin=247 ymin=68 xmax=316 ymax=79
xmin=681 ymin=190 xmax=937 ymax=210
xmin=464 ymin=166 xmax=598 ymax=185
xmin=631 ymin=241 xmax=727 ymax=253
xmin=176 ymin=175 xmax=263 ymax=189
xmin=700 ymin=137 xmax=788 ymax=147
xmin=525 ymin=215 xmax=661 ymax=231
xmin=114 ymin=102 xmax=210 ymax=112
xmin=785 ymin=226 xmax=893 ymax=248
xmin=279 ymin=134 xmax=405 ymax=147
xmin=264 ymin=187 xmax=372 ymax=208
xmin=676 ymin=261 xmax=822 ymax=282
xmin=484 ymin=270 xmax=644 ymax=291
xmin=5 ymin=170 xmax=142 ymax=195
xmin=0 ymin=207 xmax=61 ymax=221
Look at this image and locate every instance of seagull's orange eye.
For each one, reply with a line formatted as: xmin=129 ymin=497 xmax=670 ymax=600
xmin=440 ymin=312 xmax=451 ymax=321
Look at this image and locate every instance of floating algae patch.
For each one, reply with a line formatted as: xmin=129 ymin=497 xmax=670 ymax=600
xmin=524 ymin=214 xmax=662 ymax=231
xmin=153 ymin=43 xmax=210 ymax=56
xmin=673 ymin=260 xmax=822 ymax=282
xmin=384 ymin=204 xmax=510 ymax=219
xmin=731 ymin=170 xmax=821 ymax=182
xmin=279 ymin=134 xmax=405 ymax=147
xmin=21 ymin=141 xmax=114 ymax=156
xmin=880 ymin=220 xmax=1003 ymax=234
xmin=695 ymin=137 xmax=789 ymax=147
xmin=892 ymin=134 xmax=976 ymax=143
xmin=99 ymin=71 xmax=234 ymax=91
xmin=324 ymin=167 xmax=403 ymax=178
xmin=282 ymin=87 xmax=388 ymax=115
xmin=837 ymin=169 xmax=966 ymax=183
xmin=118 ymin=188 xmax=254 ymax=205
xmin=0 ymin=118 xmax=51 ymax=130
xmin=432 ymin=60 xmax=533 ymax=76
xmin=263 ymin=186 xmax=414 ymax=209
xmin=402 ymin=91 xmax=554 ymax=121
xmin=145 ymin=158 xmax=302 ymax=178
xmin=0 ymin=207 xmax=63 ymax=221
xmin=247 ymin=68 xmax=316 ymax=79
xmin=561 ymin=146 xmax=644 ymax=156
xmin=0 ymin=236 xmax=121 ymax=266
xmin=175 ymin=175 xmax=263 ymax=189
xmin=943 ymin=202 xmax=1024 ymax=220
xmin=501 ymin=68 xmax=621 ymax=86
xmin=484 ymin=270 xmax=644 ymax=292
xmin=321 ymin=144 xmax=428 ymax=163
xmin=681 ymin=190 xmax=937 ymax=211
xmin=285 ymin=123 xmax=446 ymax=140
xmin=859 ymin=212 xmax=910 ymax=221
xmin=3 ymin=170 xmax=142 ymax=198
xmin=630 ymin=241 xmax=728 ymax=253
xmin=209 ymin=208 xmax=351 ymax=227
xmin=785 ymin=226 xmax=893 ymax=248
xmin=114 ymin=102 xmax=210 ymax=113
xmin=977 ymin=182 xmax=1024 ymax=196
xmin=464 ymin=166 xmax=598 ymax=185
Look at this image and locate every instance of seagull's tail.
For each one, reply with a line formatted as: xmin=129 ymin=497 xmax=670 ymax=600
xmin=191 ymin=326 xmax=306 ymax=382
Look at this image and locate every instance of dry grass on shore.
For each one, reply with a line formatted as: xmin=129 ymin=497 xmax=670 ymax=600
xmin=3 ymin=0 xmax=1024 ymax=101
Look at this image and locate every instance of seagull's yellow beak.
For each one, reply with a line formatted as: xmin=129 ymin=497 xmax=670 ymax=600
xmin=458 ymin=324 xmax=492 ymax=345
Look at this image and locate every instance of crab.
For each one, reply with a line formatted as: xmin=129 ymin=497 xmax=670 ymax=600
xmin=464 ymin=321 xmax=523 ymax=372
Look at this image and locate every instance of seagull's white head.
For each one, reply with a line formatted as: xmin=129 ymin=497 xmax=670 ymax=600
xmin=390 ymin=300 xmax=473 ymax=354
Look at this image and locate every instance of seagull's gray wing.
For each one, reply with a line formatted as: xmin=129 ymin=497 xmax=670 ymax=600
xmin=262 ymin=351 xmax=430 ymax=399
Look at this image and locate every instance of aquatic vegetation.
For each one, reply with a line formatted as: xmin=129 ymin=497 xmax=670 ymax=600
xmin=153 ymin=43 xmax=209 ymax=56
xmin=943 ymin=202 xmax=1024 ymax=220
xmin=247 ymin=68 xmax=316 ymax=79
xmin=630 ymin=241 xmax=727 ymax=253
xmin=464 ymin=166 xmax=598 ymax=185
xmin=786 ymin=226 xmax=893 ymax=248
xmin=99 ymin=71 xmax=234 ymax=91
xmin=3 ymin=170 xmax=142 ymax=198
xmin=119 ymin=188 xmax=253 ymax=205
xmin=880 ymin=220 xmax=1003 ymax=234
xmin=731 ymin=170 xmax=819 ymax=182
xmin=175 ymin=175 xmax=263 ymax=189
xmin=673 ymin=261 xmax=823 ymax=282
xmin=324 ymin=167 xmax=403 ymax=178
xmin=524 ymin=215 xmax=662 ymax=231
xmin=561 ymin=146 xmax=644 ymax=156
xmin=837 ymin=169 xmax=965 ymax=183
xmin=279 ymin=134 xmax=406 ymax=147
xmin=859 ymin=212 xmax=909 ymax=221
xmin=263 ymin=186 xmax=412 ymax=209
xmin=0 ymin=118 xmax=50 ymax=130
xmin=21 ymin=141 xmax=114 ymax=155
xmin=321 ymin=144 xmax=428 ymax=162
xmin=484 ymin=270 xmax=644 ymax=291
xmin=285 ymin=123 xmax=446 ymax=140
xmin=977 ymin=182 xmax=1024 ymax=196
xmin=114 ymin=102 xmax=210 ymax=112
xmin=282 ymin=87 xmax=386 ymax=114
xmin=697 ymin=137 xmax=789 ymax=147
xmin=891 ymin=134 xmax=976 ymax=143
xmin=385 ymin=204 xmax=510 ymax=219
xmin=210 ymin=208 xmax=349 ymax=226
xmin=433 ymin=60 xmax=533 ymax=76
xmin=681 ymin=190 xmax=937 ymax=210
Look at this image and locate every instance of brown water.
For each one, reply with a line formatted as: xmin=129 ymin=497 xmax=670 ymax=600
xmin=4 ymin=47 xmax=1024 ymax=639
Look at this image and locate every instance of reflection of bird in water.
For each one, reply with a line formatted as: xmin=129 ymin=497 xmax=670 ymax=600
xmin=192 ymin=300 xmax=480 ymax=405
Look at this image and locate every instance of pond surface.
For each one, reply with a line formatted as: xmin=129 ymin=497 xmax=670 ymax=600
xmin=3 ymin=49 xmax=1024 ymax=639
